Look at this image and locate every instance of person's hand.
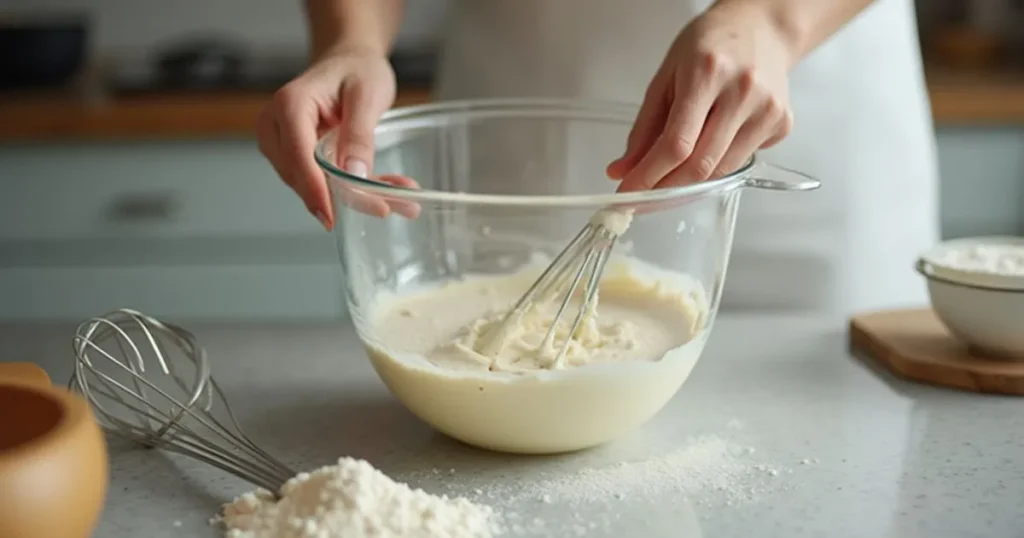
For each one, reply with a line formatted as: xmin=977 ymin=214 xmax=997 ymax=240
xmin=607 ymin=2 xmax=795 ymax=192
xmin=257 ymin=47 xmax=420 ymax=230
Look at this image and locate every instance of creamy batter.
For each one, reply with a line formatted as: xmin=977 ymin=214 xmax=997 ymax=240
xmin=362 ymin=257 xmax=710 ymax=454
xmin=373 ymin=262 xmax=701 ymax=374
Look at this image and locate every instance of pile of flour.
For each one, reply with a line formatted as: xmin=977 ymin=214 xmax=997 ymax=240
xmin=217 ymin=432 xmax=795 ymax=537
xmin=219 ymin=457 xmax=502 ymax=538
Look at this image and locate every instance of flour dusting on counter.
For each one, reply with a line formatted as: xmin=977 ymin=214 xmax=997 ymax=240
xmin=462 ymin=433 xmax=789 ymax=513
xmin=513 ymin=434 xmax=786 ymax=506
xmin=218 ymin=457 xmax=502 ymax=538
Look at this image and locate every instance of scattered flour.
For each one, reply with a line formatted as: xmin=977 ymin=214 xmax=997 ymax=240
xmin=218 ymin=457 xmax=502 ymax=538
xmin=931 ymin=243 xmax=1024 ymax=277
xmin=215 ymin=433 xmax=802 ymax=537
xmin=458 ymin=434 xmax=792 ymax=535
xmin=726 ymin=418 xmax=744 ymax=430
xmin=469 ymin=434 xmax=788 ymax=512
xmin=520 ymin=435 xmax=782 ymax=505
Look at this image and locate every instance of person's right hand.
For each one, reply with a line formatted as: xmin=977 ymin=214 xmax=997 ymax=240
xmin=257 ymin=47 xmax=420 ymax=231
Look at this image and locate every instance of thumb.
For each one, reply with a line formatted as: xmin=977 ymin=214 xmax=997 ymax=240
xmin=335 ymin=82 xmax=390 ymax=180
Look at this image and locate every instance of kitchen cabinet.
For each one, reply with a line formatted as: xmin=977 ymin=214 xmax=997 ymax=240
xmin=935 ymin=127 xmax=1024 ymax=238
xmin=0 ymin=141 xmax=346 ymax=322
xmin=0 ymin=127 xmax=1021 ymax=322
xmin=0 ymin=142 xmax=317 ymax=240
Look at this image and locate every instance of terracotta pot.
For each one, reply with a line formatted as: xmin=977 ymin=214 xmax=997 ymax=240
xmin=0 ymin=362 xmax=108 ymax=538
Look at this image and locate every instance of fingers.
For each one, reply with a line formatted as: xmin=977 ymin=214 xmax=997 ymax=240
xmin=655 ymin=82 xmax=751 ymax=188
xmin=334 ymin=182 xmax=390 ymax=219
xmin=710 ymin=99 xmax=792 ymax=178
xmin=322 ymin=81 xmax=418 ymax=221
xmin=256 ymin=49 xmax=412 ymax=230
xmin=381 ymin=175 xmax=423 ymax=219
xmin=259 ymin=82 xmax=419 ymax=225
xmin=258 ymin=82 xmax=334 ymax=230
xmin=618 ymin=65 xmax=722 ymax=193
xmin=336 ymin=80 xmax=389 ymax=180
xmin=334 ymin=174 xmax=422 ymax=220
xmin=620 ymin=64 xmax=793 ymax=191
xmin=606 ymin=77 xmax=670 ymax=180
xmin=758 ymin=106 xmax=794 ymax=150
xmin=256 ymin=112 xmax=293 ymax=195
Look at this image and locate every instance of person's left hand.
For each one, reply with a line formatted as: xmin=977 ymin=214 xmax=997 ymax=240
xmin=607 ymin=2 xmax=796 ymax=192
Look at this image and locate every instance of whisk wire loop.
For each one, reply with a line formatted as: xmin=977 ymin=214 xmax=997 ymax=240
xmin=474 ymin=210 xmax=626 ymax=369
xmin=69 ymin=308 xmax=295 ymax=494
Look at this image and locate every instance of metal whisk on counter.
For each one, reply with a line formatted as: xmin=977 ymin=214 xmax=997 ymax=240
xmin=69 ymin=309 xmax=295 ymax=494
xmin=473 ymin=208 xmax=633 ymax=369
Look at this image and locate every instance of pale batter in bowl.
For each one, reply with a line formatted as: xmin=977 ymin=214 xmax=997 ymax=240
xmin=362 ymin=258 xmax=710 ymax=454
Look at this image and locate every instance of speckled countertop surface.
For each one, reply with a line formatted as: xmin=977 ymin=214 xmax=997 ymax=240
xmin=3 ymin=313 xmax=1023 ymax=538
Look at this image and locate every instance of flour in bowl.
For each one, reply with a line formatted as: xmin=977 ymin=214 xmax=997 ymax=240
xmin=219 ymin=457 xmax=501 ymax=538
xmin=931 ymin=243 xmax=1024 ymax=277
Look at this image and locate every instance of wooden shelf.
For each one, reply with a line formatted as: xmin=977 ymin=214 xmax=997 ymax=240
xmin=0 ymin=87 xmax=432 ymax=143
xmin=1 ymin=66 xmax=1023 ymax=143
xmin=925 ymin=65 xmax=1024 ymax=125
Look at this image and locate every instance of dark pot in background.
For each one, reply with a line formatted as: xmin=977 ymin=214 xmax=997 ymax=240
xmin=0 ymin=12 xmax=90 ymax=91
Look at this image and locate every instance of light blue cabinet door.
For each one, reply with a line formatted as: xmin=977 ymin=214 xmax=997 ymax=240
xmin=0 ymin=142 xmax=319 ymax=240
xmin=935 ymin=128 xmax=1024 ymax=239
xmin=0 ymin=141 xmax=347 ymax=321
xmin=0 ymin=263 xmax=346 ymax=322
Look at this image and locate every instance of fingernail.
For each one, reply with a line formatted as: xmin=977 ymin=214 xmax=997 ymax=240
xmin=344 ymin=158 xmax=368 ymax=178
xmin=313 ymin=209 xmax=331 ymax=231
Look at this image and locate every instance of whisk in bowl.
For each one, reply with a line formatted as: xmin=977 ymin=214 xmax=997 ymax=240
xmin=473 ymin=207 xmax=634 ymax=369
xmin=68 ymin=309 xmax=295 ymax=494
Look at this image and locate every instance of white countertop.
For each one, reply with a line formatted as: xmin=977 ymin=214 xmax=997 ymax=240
xmin=4 ymin=313 xmax=1022 ymax=538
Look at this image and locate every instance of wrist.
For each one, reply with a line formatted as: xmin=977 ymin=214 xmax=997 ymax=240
xmin=307 ymin=18 xmax=393 ymax=61
xmin=314 ymin=39 xmax=391 ymax=62
xmin=304 ymin=0 xmax=403 ymax=62
xmin=708 ymin=0 xmax=809 ymax=67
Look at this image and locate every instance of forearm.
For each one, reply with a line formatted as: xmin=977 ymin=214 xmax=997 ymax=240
xmin=304 ymin=0 xmax=404 ymax=58
xmin=711 ymin=0 xmax=875 ymax=64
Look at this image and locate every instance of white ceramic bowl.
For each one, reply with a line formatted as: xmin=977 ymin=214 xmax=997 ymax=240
xmin=917 ymin=236 xmax=1024 ymax=360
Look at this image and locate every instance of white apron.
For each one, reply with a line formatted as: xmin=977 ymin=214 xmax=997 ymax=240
xmin=434 ymin=0 xmax=940 ymax=316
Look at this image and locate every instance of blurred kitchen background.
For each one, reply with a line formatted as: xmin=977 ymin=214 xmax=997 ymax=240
xmin=0 ymin=0 xmax=1022 ymax=322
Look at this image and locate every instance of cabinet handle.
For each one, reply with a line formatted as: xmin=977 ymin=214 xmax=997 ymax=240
xmin=106 ymin=193 xmax=179 ymax=222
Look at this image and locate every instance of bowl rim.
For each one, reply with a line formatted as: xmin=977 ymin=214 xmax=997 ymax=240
xmin=916 ymin=236 xmax=1024 ymax=292
xmin=314 ymin=97 xmax=755 ymax=207
xmin=918 ymin=263 xmax=1024 ymax=293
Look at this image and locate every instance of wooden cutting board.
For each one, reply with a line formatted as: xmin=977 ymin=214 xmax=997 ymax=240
xmin=849 ymin=308 xmax=1024 ymax=395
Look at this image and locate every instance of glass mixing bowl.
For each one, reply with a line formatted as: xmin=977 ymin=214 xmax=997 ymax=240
xmin=315 ymin=99 xmax=818 ymax=454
